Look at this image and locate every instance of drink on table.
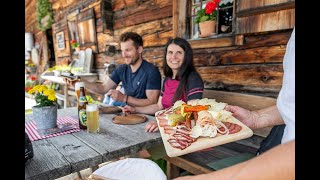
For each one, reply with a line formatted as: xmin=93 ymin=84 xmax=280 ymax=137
xmin=78 ymin=86 xmax=88 ymax=129
xmin=75 ymin=82 xmax=85 ymax=100
xmin=86 ymin=104 xmax=99 ymax=133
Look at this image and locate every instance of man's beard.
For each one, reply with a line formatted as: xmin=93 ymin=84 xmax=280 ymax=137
xmin=128 ymin=53 xmax=139 ymax=65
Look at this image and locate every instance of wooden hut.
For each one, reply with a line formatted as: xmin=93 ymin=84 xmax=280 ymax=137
xmin=25 ymin=0 xmax=294 ymax=98
xmin=25 ymin=0 xmax=295 ymax=178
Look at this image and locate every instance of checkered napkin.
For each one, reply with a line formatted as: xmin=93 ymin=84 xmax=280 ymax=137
xmin=25 ymin=116 xmax=80 ymax=142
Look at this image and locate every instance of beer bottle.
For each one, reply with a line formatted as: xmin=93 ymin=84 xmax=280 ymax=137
xmin=78 ymin=86 xmax=88 ymax=129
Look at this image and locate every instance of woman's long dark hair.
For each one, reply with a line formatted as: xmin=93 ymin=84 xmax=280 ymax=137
xmin=163 ymin=37 xmax=197 ymax=104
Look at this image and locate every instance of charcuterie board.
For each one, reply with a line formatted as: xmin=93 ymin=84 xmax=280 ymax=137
xmin=156 ymin=109 xmax=253 ymax=157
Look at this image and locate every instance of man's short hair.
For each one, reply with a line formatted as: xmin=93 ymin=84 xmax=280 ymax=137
xmin=120 ymin=32 xmax=143 ymax=49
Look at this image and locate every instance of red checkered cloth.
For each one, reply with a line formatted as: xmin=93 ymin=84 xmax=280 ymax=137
xmin=25 ymin=116 xmax=80 ymax=142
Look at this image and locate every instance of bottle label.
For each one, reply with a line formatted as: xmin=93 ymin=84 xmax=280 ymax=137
xmin=79 ymin=109 xmax=87 ymax=126
xmin=79 ymin=96 xmax=87 ymax=103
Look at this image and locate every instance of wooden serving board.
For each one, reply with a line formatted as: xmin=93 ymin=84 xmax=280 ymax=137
xmin=156 ymin=110 xmax=253 ymax=157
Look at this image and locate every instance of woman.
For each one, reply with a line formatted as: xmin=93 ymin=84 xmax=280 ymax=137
xmin=123 ymin=37 xmax=204 ymax=132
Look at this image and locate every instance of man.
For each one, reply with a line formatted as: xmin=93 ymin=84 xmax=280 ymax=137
xmin=175 ymin=28 xmax=295 ymax=180
xmin=67 ymin=32 xmax=161 ymax=107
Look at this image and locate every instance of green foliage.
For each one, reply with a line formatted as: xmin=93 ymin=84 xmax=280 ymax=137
xmin=36 ymin=0 xmax=54 ymax=31
xmin=34 ymin=93 xmax=55 ymax=107
xmin=195 ymin=9 xmax=217 ymax=24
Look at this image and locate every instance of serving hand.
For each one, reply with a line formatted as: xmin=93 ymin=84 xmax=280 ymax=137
xmin=224 ymin=105 xmax=258 ymax=129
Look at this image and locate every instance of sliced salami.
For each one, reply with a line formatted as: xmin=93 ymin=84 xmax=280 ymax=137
xmin=229 ymin=124 xmax=242 ymax=134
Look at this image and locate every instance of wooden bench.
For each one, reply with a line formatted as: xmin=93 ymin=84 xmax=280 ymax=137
xmin=164 ymin=90 xmax=277 ymax=179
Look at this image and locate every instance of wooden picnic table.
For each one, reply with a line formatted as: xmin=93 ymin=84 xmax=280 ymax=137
xmin=25 ymin=107 xmax=162 ymax=180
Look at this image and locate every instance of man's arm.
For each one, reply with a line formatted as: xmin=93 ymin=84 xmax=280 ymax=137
xmin=85 ymin=78 xmax=117 ymax=96
xmin=174 ymin=140 xmax=295 ymax=180
xmin=126 ymin=89 xmax=160 ymax=107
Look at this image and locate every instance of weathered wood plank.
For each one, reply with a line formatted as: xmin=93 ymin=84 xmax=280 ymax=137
xmin=143 ymin=47 xmax=164 ymax=67
xmin=197 ymin=64 xmax=283 ymax=93
xmin=25 ymin=140 xmax=71 ymax=180
xmin=237 ymin=1 xmax=295 ymax=18
xmin=97 ymin=17 xmax=172 ymax=52
xmin=143 ymin=30 xmax=173 ymax=47
xmin=48 ymin=134 xmax=103 ymax=173
xmin=57 ymin=108 xmax=162 ymax=162
xmin=236 ymin=9 xmax=295 ymax=34
xmin=113 ymin=0 xmax=172 ymax=19
xmin=112 ymin=0 xmax=136 ymax=11
xmin=95 ymin=53 xmax=124 ymax=69
xmin=114 ymin=17 xmax=173 ymax=39
xmin=73 ymin=113 xmax=162 ymax=161
xmin=242 ymin=30 xmax=291 ymax=48
xmin=193 ymin=45 xmax=286 ymax=66
xmin=237 ymin=0 xmax=294 ymax=12
xmin=172 ymin=0 xmax=187 ymax=38
xmin=203 ymin=89 xmax=276 ymax=111
xmin=163 ymin=156 xmax=213 ymax=176
xmin=192 ymin=30 xmax=291 ymax=55
xmin=189 ymin=37 xmax=234 ymax=49
xmin=113 ymin=5 xmax=172 ymax=30
xmin=219 ymin=46 xmax=286 ymax=65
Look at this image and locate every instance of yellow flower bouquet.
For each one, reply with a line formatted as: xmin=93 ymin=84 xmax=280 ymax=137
xmin=28 ymin=85 xmax=57 ymax=107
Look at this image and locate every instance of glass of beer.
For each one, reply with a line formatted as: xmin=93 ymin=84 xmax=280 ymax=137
xmin=86 ymin=104 xmax=99 ymax=133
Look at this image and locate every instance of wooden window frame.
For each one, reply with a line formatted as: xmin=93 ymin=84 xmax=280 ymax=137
xmin=173 ymin=0 xmax=295 ymax=49
xmin=173 ymin=0 xmax=240 ymax=49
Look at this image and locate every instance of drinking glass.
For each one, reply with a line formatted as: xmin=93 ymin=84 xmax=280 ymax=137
xmin=86 ymin=104 xmax=99 ymax=133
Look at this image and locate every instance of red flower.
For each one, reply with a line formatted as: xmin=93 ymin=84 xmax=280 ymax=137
xmin=205 ymin=0 xmax=221 ymax=15
xmin=205 ymin=2 xmax=216 ymax=14
xmin=71 ymin=39 xmax=76 ymax=43
xmin=30 ymin=75 xmax=36 ymax=81
xmin=25 ymin=87 xmax=32 ymax=91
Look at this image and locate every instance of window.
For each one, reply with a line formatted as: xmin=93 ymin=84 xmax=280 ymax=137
xmin=190 ymin=0 xmax=234 ymax=39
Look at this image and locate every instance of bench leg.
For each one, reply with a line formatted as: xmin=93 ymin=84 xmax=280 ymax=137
xmin=166 ymin=160 xmax=180 ymax=179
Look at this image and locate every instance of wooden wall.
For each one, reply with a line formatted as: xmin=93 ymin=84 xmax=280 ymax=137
xmin=25 ymin=0 xmax=295 ymax=98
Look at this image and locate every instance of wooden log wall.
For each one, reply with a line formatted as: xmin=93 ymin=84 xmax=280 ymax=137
xmin=25 ymin=0 xmax=294 ymax=97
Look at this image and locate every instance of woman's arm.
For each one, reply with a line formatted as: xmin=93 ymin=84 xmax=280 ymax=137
xmin=123 ymin=96 xmax=164 ymax=116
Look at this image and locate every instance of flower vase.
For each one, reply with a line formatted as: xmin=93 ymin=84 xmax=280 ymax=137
xmin=199 ymin=20 xmax=216 ymax=38
xmin=75 ymin=47 xmax=80 ymax=52
xmin=32 ymin=105 xmax=58 ymax=130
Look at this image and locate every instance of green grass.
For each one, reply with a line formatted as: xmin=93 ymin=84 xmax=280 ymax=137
xmin=150 ymin=158 xmax=166 ymax=174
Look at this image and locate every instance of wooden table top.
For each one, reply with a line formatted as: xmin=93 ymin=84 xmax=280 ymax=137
xmin=25 ymin=107 xmax=162 ymax=180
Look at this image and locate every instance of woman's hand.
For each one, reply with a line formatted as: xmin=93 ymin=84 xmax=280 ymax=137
xmin=145 ymin=120 xmax=159 ymax=133
xmin=224 ymin=105 xmax=259 ymax=129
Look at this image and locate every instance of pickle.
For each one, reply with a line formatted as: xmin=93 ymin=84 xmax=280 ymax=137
xmin=167 ymin=113 xmax=185 ymax=126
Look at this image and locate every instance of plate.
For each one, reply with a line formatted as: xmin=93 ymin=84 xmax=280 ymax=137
xmin=155 ymin=109 xmax=253 ymax=157
xmin=112 ymin=114 xmax=147 ymax=125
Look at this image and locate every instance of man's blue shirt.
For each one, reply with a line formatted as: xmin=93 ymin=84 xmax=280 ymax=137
xmin=110 ymin=60 xmax=161 ymax=99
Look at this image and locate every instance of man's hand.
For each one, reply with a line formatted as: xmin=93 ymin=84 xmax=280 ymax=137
xmin=121 ymin=105 xmax=136 ymax=116
xmin=106 ymin=89 xmax=126 ymax=102
xmin=224 ymin=105 xmax=258 ymax=129
xmin=145 ymin=120 xmax=159 ymax=133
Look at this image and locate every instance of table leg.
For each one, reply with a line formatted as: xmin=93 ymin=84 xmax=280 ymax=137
xmin=64 ymin=84 xmax=68 ymax=108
